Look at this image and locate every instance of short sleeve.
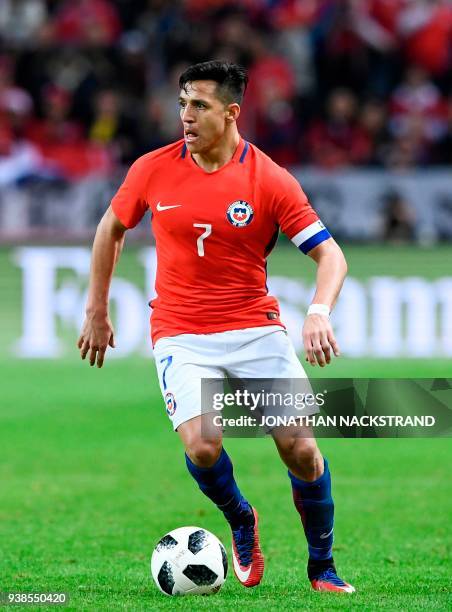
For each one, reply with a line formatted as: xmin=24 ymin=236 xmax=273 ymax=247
xmin=274 ymin=169 xmax=331 ymax=254
xmin=111 ymin=157 xmax=149 ymax=228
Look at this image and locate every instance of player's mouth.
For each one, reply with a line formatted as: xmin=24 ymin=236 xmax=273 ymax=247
xmin=184 ymin=130 xmax=199 ymax=143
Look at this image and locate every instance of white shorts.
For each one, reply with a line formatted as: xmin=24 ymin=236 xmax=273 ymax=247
xmin=153 ymin=325 xmax=313 ymax=431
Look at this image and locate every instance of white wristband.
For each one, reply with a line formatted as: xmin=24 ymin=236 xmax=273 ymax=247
xmin=307 ymin=304 xmax=330 ymax=318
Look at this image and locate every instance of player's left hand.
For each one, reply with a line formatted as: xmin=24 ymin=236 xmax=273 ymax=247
xmin=302 ymin=314 xmax=340 ymax=367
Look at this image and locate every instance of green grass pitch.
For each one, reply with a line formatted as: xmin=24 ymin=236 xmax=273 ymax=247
xmin=1 ymin=358 xmax=450 ymax=610
xmin=1 ymin=244 xmax=451 ymax=608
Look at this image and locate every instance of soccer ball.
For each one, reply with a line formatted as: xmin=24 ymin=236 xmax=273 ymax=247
xmin=151 ymin=526 xmax=228 ymax=596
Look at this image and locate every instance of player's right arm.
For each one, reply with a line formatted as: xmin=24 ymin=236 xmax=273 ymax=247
xmin=78 ymin=155 xmax=150 ymax=367
xmin=77 ymin=206 xmax=127 ymax=368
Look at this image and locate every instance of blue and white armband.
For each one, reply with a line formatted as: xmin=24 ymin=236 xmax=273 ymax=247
xmin=291 ymin=220 xmax=331 ymax=254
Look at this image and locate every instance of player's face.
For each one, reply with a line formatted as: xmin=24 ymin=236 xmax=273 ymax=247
xmin=179 ymin=80 xmax=235 ymax=154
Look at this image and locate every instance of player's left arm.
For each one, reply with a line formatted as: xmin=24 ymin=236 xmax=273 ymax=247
xmin=270 ymin=167 xmax=347 ymax=366
xmin=303 ymin=238 xmax=347 ymax=367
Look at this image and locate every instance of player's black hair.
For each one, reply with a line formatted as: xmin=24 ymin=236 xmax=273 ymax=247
xmin=179 ymin=61 xmax=248 ymax=105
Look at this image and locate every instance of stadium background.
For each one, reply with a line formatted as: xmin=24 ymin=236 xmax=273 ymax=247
xmin=1 ymin=1 xmax=450 ymax=609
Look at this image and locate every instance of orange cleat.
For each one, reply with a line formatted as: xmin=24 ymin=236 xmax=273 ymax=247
xmin=310 ymin=567 xmax=355 ymax=593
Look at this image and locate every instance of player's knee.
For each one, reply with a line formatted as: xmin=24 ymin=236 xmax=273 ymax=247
xmin=278 ymin=436 xmax=317 ymax=460
xmin=278 ymin=436 xmax=322 ymax=479
xmin=186 ymin=439 xmax=222 ymax=468
xmin=293 ymin=439 xmax=323 ymax=480
xmin=294 ymin=438 xmax=319 ymax=463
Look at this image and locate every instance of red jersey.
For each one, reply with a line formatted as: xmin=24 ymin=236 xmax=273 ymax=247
xmin=111 ymin=138 xmax=330 ymax=344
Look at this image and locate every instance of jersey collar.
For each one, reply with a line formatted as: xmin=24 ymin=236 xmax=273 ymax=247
xmin=180 ymin=137 xmax=249 ymax=172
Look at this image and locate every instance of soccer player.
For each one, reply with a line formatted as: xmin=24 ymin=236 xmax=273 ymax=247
xmin=78 ymin=61 xmax=354 ymax=594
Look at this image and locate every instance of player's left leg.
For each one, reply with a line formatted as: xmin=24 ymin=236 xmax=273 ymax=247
xmin=272 ymin=430 xmax=355 ymax=593
xmin=224 ymin=326 xmax=354 ymax=593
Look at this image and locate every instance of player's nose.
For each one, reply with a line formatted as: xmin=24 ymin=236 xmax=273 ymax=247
xmin=181 ymin=106 xmax=195 ymax=122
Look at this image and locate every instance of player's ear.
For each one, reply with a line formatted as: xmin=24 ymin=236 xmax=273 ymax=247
xmin=226 ymin=103 xmax=240 ymax=122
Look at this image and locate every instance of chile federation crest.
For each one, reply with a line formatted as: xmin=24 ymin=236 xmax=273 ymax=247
xmin=226 ymin=200 xmax=254 ymax=227
xmin=165 ymin=392 xmax=177 ymax=416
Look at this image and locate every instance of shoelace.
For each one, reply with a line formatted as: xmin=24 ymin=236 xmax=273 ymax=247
xmin=316 ymin=567 xmax=346 ymax=587
xmin=232 ymin=524 xmax=254 ymax=566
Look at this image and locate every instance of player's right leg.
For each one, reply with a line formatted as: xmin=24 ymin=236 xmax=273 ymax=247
xmin=153 ymin=334 xmax=264 ymax=587
xmin=178 ymin=416 xmax=264 ymax=587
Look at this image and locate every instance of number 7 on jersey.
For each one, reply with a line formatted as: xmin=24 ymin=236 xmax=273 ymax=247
xmin=193 ymin=223 xmax=212 ymax=257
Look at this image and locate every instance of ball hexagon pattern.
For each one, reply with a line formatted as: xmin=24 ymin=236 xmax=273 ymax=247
xmin=151 ymin=526 xmax=228 ymax=596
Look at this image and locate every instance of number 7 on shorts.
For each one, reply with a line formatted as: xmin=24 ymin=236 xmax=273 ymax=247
xmin=159 ymin=356 xmax=173 ymax=391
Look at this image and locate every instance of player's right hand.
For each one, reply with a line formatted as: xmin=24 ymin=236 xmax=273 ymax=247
xmin=77 ymin=313 xmax=115 ymax=368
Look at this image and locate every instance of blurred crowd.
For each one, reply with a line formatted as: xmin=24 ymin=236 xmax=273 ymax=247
xmin=0 ymin=0 xmax=452 ymax=185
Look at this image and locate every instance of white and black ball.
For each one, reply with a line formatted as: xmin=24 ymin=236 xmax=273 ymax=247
xmin=151 ymin=526 xmax=228 ymax=596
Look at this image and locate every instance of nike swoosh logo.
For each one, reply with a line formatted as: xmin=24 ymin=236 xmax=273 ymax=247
xmin=232 ymin=547 xmax=251 ymax=582
xmin=320 ymin=527 xmax=334 ymax=539
xmin=156 ymin=202 xmax=182 ymax=211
